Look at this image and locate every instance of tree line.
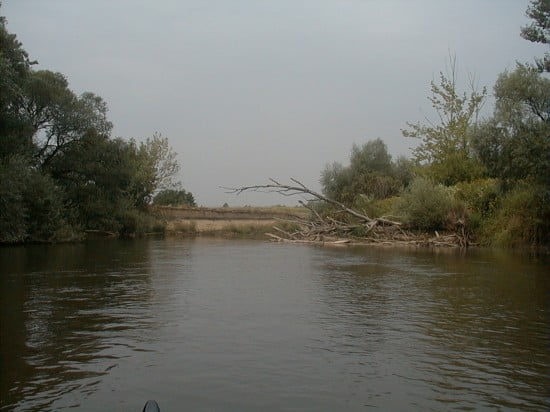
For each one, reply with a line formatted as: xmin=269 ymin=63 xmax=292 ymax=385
xmin=319 ymin=1 xmax=550 ymax=247
xmin=0 ymin=11 xmax=195 ymax=243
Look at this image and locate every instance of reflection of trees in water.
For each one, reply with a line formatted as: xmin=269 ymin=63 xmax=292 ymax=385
xmin=0 ymin=240 xmax=157 ymax=411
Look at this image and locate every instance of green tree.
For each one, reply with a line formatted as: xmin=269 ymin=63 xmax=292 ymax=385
xmin=472 ymin=65 xmax=550 ymax=188
xmin=0 ymin=155 xmax=68 ymax=242
xmin=0 ymin=12 xmax=35 ymax=159
xmin=153 ymin=189 xmax=196 ymax=206
xmin=402 ymin=59 xmax=486 ymax=185
xmin=349 ymin=138 xmax=393 ymax=176
xmin=48 ymin=131 xmax=181 ymax=232
xmin=20 ymin=70 xmax=112 ymax=167
xmin=128 ymin=133 xmax=180 ymax=207
xmin=320 ymin=161 xmax=352 ymax=202
xmin=521 ymin=0 xmax=550 ymax=72
xmin=47 ymin=131 xmax=134 ymax=231
xmin=0 ymin=12 xmax=182 ymax=242
xmin=321 ymin=138 xmax=404 ymax=205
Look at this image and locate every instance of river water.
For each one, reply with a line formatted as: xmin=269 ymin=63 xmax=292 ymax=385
xmin=1 ymin=238 xmax=549 ymax=411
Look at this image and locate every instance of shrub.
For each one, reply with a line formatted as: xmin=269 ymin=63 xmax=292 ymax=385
xmin=393 ymin=177 xmax=456 ymax=230
xmin=117 ymin=209 xmax=166 ymax=236
xmin=453 ymin=178 xmax=500 ymax=216
xmin=481 ymin=182 xmax=550 ymax=247
xmin=0 ymin=157 xmax=73 ymax=243
xmin=354 ymin=195 xmax=401 ymax=219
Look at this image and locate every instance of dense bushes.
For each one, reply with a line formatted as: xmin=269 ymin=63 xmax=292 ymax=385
xmin=479 ymin=183 xmax=550 ymax=247
xmin=0 ymin=156 xmax=75 ymax=243
xmin=393 ymin=177 xmax=456 ymax=230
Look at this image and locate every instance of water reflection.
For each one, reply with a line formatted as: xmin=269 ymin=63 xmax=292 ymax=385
xmin=0 ymin=241 xmax=158 ymax=411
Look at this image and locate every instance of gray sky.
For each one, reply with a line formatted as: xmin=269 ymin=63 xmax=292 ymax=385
xmin=3 ymin=0 xmax=546 ymax=206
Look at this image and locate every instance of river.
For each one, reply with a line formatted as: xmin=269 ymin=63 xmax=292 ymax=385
xmin=1 ymin=238 xmax=549 ymax=411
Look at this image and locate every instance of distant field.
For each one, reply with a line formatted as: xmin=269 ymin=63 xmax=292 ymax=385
xmin=152 ymin=205 xmax=308 ymax=236
xmin=152 ymin=205 xmax=309 ymax=221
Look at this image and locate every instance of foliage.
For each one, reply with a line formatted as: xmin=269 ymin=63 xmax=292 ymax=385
xmin=354 ymin=195 xmax=401 ymax=220
xmin=393 ymin=177 xmax=457 ymax=230
xmin=0 ymin=17 xmax=183 ymax=243
xmin=453 ymin=178 xmax=500 ymax=216
xmin=472 ymin=65 xmax=550 ymax=188
xmin=130 ymin=133 xmax=180 ymax=206
xmin=521 ymin=0 xmax=550 ymax=71
xmin=349 ymin=138 xmax=393 ymax=175
xmin=0 ymin=156 xmax=29 ymax=242
xmin=402 ymin=58 xmax=487 ymax=185
xmin=320 ymin=161 xmax=353 ymax=203
xmin=0 ymin=156 xmax=71 ymax=242
xmin=320 ymin=138 xmax=410 ymax=205
xmin=480 ymin=183 xmax=550 ymax=247
xmin=153 ymin=189 xmax=196 ymax=206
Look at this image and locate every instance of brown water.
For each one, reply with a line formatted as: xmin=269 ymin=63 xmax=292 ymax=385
xmin=1 ymin=238 xmax=549 ymax=411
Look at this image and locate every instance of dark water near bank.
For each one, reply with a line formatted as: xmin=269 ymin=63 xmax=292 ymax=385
xmin=1 ymin=239 xmax=549 ymax=411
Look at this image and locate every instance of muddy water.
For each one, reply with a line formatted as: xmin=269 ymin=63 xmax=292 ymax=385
xmin=1 ymin=239 xmax=549 ymax=411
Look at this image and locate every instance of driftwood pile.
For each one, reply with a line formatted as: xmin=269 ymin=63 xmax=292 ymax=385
xmin=226 ymin=178 xmax=470 ymax=248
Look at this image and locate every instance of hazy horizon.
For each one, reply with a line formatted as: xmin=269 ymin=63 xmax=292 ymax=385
xmin=3 ymin=0 xmax=546 ymax=206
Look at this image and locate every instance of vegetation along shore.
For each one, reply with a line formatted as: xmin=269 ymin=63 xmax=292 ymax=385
xmin=1 ymin=1 xmax=549 ymax=249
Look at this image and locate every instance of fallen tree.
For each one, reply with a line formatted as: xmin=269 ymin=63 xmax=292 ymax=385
xmin=225 ymin=178 xmax=470 ymax=248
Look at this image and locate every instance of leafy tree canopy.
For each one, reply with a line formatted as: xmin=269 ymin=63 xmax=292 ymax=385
xmin=472 ymin=65 xmax=550 ymax=188
xmin=402 ymin=58 xmax=486 ymax=185
xmin=153 ymin=189 xmax=196 ymax=207
xmin=321 ymin=138 xmax=411 ymax=205
xmin=521 ymin=0 xmax=550 ymax=71
xmin=0 ymin=13 xmax=183 ymax=242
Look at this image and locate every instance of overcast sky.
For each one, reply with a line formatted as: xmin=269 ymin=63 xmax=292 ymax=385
xmin=3 ymin=0 xmax=546 ymax=206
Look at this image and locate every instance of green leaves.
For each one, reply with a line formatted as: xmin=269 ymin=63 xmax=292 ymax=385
xmin=402 ymin=60 xmax=486 ymax=185
xmin=521 ymin=0 xmax=550 ymax=71
xmin=153 ymin=189 xmax=196 ymax=207
xmin=472 ymin=66 xmax=550 ymax=188
xmin=320 ymin=138 xmax=410 ymax=207
xmin=0 ymin=18 xmax=183 ymax=242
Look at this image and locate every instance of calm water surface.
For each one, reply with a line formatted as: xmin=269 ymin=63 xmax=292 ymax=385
xmin=1 ymin=238 xmax=549 ymax=411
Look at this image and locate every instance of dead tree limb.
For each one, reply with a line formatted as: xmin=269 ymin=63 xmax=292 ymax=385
xmin=224 ymin=178 xmax=465 ymax=248
xmin=224 ymin=178 xmax=401 ymax=226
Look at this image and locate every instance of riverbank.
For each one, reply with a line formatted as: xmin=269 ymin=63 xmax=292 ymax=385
xmin=153 ymin=205 xmax=470 ymax=248
xmin=153 ymin=205 xmax=307 ymax=238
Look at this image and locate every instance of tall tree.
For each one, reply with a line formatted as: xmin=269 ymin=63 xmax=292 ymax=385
xmin=129 ymin=133 xmax=180 ymax=206
xmin=521 ymin=0 xmax=550 ymax=72
xmin=402 ymin=58 xmax=486 ymax=185
xmin=472 ymin=65 xmax=550 ymax=187
xmin=0 ymin=11 xmax=35 ymax=159
xmin=18 ymin=70 xmax=113 ymax=167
